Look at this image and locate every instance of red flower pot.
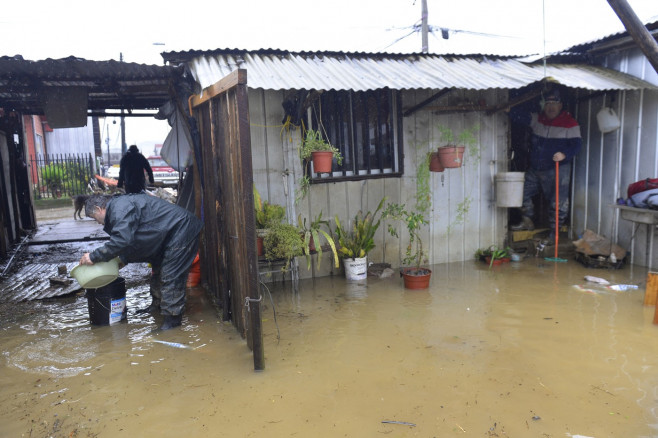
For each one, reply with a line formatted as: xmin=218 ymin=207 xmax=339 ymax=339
xmin=438 ymin=146 xmax=465 ymax=168
xmin=311 ymin=151 xmax=334 ymax=173
xmin=401 ymin=267 xmax=432 ymax=289
xmin=429 ymin=151 xmax=444 ymax=172
xmin=257 ymin=236 xmax=264 ymax=257
xmin=485 ymin=256 xmax=511 ymax=266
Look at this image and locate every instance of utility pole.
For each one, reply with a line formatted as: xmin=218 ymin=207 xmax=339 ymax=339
xmin=606 ymin=0 xmax=658 ymax=74
xmin=120 ymin=52 xmax=127 ymax=156
xmin=421 ymin=0 xmax=429 ymax=53
xmin=106 ymin=122 xmax=111 ymax=167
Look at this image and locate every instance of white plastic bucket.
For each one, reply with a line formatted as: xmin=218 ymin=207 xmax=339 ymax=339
xmin=495 ymin=172 xmax=525 ymax=207
xmin=343 ymin=257 xmax=367 ymax=281
xmin=596 ymin=107 xmax=621 ymax=133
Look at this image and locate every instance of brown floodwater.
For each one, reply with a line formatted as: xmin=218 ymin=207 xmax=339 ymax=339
xmin=1 ymin=258 xmax=657 ymax=437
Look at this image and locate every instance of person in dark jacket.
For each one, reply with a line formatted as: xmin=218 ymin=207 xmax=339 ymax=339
xmin=509 ymin=88 xmax=582 ymax=243
xmin=80 ymin=194 xmax=203 ymax=330
xmin=117 ymin=145 xmax=154 ymax=193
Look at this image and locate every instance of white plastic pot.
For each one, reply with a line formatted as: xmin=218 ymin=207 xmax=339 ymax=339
xmin=343 ymin=257 xmax=367 ymax=281
xmin=71 ymin=257 xmax=120 ymax=289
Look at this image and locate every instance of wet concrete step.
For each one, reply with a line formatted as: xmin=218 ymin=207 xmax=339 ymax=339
xmin=30 ymin=219 xmax=108 ymax=245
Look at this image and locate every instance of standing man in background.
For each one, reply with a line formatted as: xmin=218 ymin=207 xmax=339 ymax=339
xmin=509 ymin=88 xmax=582 ymax=243
xmin=118 ymin=145 xmax=154 ymax=193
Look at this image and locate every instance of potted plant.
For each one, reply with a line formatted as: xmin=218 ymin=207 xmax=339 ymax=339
xmin=299 ymin=128 xmax=343 ymax=174
xmin=254 ymin=186 xmax=286 ymax=256
xmin=333 ymin=197 xmax=386 ymax=281
xmin=382 ymin=203 xmax=431 ymax=289
xmin=436 ymin=125 xmax=479 ymax=168
xmin=297 ymin=211 xmax=340 ymax=270
xmin=475 ymin=245 xmax=512 ymax=268
xmin=263 ymin=222 xmax=304 ymax=271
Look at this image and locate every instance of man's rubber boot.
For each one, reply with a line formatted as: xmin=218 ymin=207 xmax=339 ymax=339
xmin=160 ymin=314 xmax=183 ymax=331
xmin=135 ymin=301 xmax=160 ymax=315
xmin=511 ymin=216 xmax=534 ymax=231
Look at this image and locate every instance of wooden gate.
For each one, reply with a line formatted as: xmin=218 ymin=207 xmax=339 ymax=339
xmin=190 ymin=69 xmax=263 ymax=370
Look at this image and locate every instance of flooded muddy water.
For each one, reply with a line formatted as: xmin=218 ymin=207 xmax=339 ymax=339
xmin=1 ymin=258 xmax=658 ymax=437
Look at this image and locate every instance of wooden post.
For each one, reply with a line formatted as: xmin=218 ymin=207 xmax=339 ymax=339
xmin=645 ymin=271 xmax=658 ymax=306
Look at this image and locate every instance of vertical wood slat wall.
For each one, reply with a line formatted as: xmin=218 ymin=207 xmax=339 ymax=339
xmin=192 ymin=69 xmax=264 ymax=370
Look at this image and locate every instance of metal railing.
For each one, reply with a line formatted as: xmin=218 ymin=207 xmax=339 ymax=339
xmin=29 ymin=153 xmax=96 ymax=199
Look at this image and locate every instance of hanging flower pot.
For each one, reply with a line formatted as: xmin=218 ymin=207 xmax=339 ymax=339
xmin=401 ymin=267 xmax=432 ymax=289
xmin=438 ymin=145 xmax=465 ymax=168
xmin=429 ymin=151 xmax=444 ymax=172
xmin=311 ymin=151 xmax=334 ymax=173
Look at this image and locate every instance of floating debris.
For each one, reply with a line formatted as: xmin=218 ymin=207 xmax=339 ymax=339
xmin=607 ymin=284 xmax=638 ymax=291
xmin=381 ymin=420 xmax=416 ymax=427
xmin=584 ymin=275 xmax=610 ymax=285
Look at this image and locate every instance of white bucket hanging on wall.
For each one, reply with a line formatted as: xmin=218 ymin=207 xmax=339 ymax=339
xmin=596 ymin=107 xmax=621 ymax=133
xmin=495 ymin=172 xmax=525 ymax=207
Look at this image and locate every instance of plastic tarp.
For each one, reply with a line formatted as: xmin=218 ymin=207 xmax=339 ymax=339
xmin=156 ymin=100 xmax=193 ymax=172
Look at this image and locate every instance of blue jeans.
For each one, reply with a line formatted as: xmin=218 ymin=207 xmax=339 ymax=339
xmin=521 ymin=162 xmax=571 ymax=235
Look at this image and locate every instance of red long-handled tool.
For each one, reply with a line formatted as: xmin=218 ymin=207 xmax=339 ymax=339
xmin=545 ymin=160 xmax=567 ymax=262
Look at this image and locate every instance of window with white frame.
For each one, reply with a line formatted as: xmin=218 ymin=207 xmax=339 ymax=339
xmin=306 ymin=88 xmax=403 ymax=181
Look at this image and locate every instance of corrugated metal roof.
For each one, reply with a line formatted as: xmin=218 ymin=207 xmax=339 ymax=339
xmin=533 ymin=64 xmax=655 ymax=90
xmin=165 ymin=49 xmax=656 ymax=93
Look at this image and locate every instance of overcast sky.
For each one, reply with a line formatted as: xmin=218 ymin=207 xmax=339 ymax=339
xmin=2 ymin=0 xmax=657 ymax=148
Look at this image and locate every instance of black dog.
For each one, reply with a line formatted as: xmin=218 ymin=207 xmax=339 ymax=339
xmin=72 ymin=195 xmax=89 ymax=220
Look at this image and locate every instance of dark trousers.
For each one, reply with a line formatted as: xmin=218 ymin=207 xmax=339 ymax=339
xmin=149 ymin=237 xmax=199 ymax=316
xmin=521 ymin=162 xmax=571 ymax=234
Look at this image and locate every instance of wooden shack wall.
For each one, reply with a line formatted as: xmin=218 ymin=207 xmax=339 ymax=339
xmin=250 ymin=88 xmax=511 ymax=278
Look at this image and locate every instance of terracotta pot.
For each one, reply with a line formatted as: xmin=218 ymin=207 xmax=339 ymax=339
xmin=438 ymin=145 xmax=465 ymax=168
xmin=311 ymin=151 xmax=334 ymax=173
xmin=429 ymin=151 xmax=444 ymax=172
xmin=256 ymin=236 xmax=264 ymax=257
xmin=485 ymin=256 xmax=511 ymax=266
xmin=401 ymin=267 xmax=432 ymax=289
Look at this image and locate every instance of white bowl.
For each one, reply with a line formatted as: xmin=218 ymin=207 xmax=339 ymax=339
xmin=70 ymin=257 xmax=120 ymax=289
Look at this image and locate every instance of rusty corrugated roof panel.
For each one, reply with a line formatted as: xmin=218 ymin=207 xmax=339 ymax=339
xmin=0 ymin=55 xmax=183 ymax=114
xmin=166 ymin=49 xmax=656 ymax=93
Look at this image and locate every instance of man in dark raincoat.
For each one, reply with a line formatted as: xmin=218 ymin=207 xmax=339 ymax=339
xmin=79 ymin=193 xmax=202 ymax=330
xmin=118 ymin=145 xmax=154 ymax=194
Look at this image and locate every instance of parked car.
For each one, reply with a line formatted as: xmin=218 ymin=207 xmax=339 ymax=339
xmin=148 ymin=156 xmax=180 ymax=187
xmin=106 ymin=164 xmax=120 ymax=179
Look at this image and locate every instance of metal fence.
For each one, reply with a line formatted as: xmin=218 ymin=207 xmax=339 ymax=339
xmin=29 ymin=153 xmax=96 ymax=199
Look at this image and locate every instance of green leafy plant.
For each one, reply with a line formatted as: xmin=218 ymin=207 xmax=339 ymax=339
xmin=253 ymin=185 xmax=285 ymax=230
xmin=334 ymin=197 xmax=386 ymax=260
xmin=475 ymin=245 xmax=512 ymax=268
xmin=299 ymin=128 xmax=343 ymax=164
xmin=264 ymin=223 xmax=303 ymax=271
xmin=437 ymin=124 xmax=480 ymax=160
xmin=297 ymin=211 xmax=339 ymax=270
xmin=382 ymin=203 xmax=429 ymax=271
xmin=296 ymin=128 xmax=343 ymax=203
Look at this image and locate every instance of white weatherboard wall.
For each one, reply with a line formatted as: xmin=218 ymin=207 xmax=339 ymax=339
xmin=571 ymin=46 xmax=658 ymax=268
xmin=250 ymin=88 xmax=511 ymax=279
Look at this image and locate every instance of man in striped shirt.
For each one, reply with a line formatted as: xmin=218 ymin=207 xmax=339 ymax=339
xmin=509 ymin=88 xmax=582 ymax=243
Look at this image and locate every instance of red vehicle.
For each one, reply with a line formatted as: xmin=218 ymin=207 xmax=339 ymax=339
xmin=147 ymin=156 xmax=180 ymax=187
